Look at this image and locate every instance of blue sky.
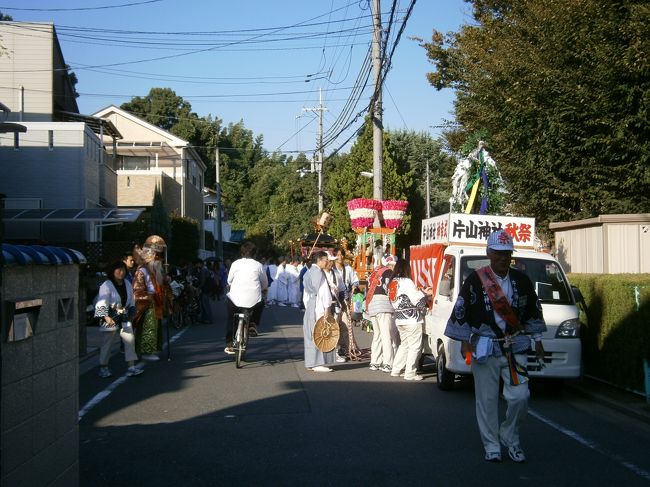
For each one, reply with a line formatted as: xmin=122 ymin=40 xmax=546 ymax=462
xmin=2 ymin=0 xmax=472 ymax=154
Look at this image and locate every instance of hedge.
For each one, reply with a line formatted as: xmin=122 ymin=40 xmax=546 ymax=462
xmin=568 ymin=273 xmax=650 ymax=392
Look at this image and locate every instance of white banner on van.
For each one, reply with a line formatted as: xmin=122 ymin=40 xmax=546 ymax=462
xmin=421 ymin=213 xmax=535 ymax=248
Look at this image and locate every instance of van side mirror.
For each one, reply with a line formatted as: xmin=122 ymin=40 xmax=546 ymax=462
xmin=571 ymin=286 xmax=584 ymax=304
xmin=439 ymin=279 xmax=452 ymax=297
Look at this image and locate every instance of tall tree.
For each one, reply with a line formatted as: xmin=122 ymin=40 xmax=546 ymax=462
xmin=150 ymin=184 xmax=170 ymax=243
xmin=325 ymin=119 xmax=414 ymax=247
xmin=121 ymin=87 xmax=195 ymax=132
xmin=421 ymin=0 xmax=650 ymax=233
xmin=388 ymin=130 xmax=457 ymax=230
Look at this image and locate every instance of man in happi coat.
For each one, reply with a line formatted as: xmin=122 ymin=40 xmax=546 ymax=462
xmin=302 ymin=251 xmax=338 ymax=372
xmin=445 ymin=229 xmax=546 ymax=463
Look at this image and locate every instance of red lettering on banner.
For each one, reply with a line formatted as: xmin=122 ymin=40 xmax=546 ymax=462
xmin=518 ymin=223 xmax=532 ymax=243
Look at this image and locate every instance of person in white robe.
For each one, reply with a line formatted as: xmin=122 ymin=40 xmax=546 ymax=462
xmin=286 ymin=257 xmax=302 ymax=307
xmin=302 ymin=251 xmax=337 ymax=372
xmin=275 ymin=257 xmax=289 ymax=305
xmin=266 ymin=258 xmax=278 ymax=304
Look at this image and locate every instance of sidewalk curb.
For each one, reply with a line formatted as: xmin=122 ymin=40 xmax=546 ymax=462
xmin=565 ymin=382 xmax=650 ymax=426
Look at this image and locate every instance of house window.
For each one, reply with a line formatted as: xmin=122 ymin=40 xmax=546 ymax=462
xmin=13 ymin=132 xmax=19 ymax=150
xmin=119 ymin=155 xmax=150 ymax=170
xmin=48 ymin=130 xmax=54 ymax=150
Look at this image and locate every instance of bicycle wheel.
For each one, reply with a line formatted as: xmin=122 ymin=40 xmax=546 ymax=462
xmin=235 ymin=318 xmax=248 ymax=368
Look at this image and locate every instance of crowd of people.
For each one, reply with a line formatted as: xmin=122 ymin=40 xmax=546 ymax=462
xmin=94 ymin=229 xmax=545 ymax=464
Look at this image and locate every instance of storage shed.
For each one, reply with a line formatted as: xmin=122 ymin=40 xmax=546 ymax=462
xmin=550 ymin=214 xmax=650 ymax=274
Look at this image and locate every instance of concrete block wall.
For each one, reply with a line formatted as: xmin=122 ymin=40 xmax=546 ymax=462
xmin=1 ymin=264 xmax=80 ymax=487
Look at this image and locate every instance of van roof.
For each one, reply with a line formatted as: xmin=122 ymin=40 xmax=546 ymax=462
xmin=447 ymin=246 xmax=557 ymax=262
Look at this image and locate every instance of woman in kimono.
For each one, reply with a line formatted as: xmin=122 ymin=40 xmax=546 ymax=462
xmin=133 ymin=246 xmax=165 ymax=361
xmin=302 ymin=251 xmax=337 ymax=372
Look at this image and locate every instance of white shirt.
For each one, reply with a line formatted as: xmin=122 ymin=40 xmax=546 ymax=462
xmin=227 ymin=258 xmax=268 ymax=308
xmin=492 ymin=271 xmax=512 ymax=334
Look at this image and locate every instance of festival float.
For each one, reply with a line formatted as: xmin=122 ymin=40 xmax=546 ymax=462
xmin=293 ymin=211 xmax=338 ymax=259
xmin=347 ymin=197 xmax=408 ymax=281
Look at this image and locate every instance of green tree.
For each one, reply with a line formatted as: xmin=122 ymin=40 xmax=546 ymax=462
xmin=0 ymin=11 xmax=13 ymax=20
xmin=121 ymin=87 xmax=195 ymax=132
xmin=150 ymin=185 xmax=170 ymax=243
xmin=169 ymin=213 xmax=199 ymax=264
xmin=325 ymin=119 xmax=413 ymax=247
xmin=421 ymin=0 xmax=650 ymax=233
xmin=388 ymin=130 xmax=457 ymax=232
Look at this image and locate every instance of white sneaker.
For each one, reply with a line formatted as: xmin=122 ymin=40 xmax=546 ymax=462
xmin=126 ymin=366 xmax=144 ymax=377
xmin=310 ymin=366 xmax=333 ymax=373
xmin=336 ymin=355 xmax=347 ymax=363
xmin=98 ymin=367 xmax=111 ymax=378
xmin=506 ymin=445 xmax=526 ymax=463
xmin=291 ymin=303 xmax=300 ymax=308
xmin=142 ymin=354 xmax=160 ymax=362
xmin=369 ymin=364 xmax=381 ymax=371
xmin=404 ymin=374 xmax=423 ymax=381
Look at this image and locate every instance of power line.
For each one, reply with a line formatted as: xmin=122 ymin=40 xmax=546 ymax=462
xmin=0 ymin=0 xmax=163 ymax=11
xmin=275 ymin=116 xmax=317 ymax=152
xmin=5 ymin=9 xmax=382 ymax=71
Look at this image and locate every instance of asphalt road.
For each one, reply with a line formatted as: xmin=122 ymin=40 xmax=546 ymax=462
xmin=79 ymin=301 xmax=650 ymax=486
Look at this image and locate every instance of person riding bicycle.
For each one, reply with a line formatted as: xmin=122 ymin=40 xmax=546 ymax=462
xmin=224 ymin=241 xmax=268 ymax=355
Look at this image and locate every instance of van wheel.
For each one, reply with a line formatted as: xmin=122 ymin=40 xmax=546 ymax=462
xmin=436 ymin=347 xmax=454 ymax=390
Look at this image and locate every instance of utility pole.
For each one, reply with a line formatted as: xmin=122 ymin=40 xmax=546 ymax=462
xmin=426 ymin=159 xmax=431 ymax=218
xmin=214 ymin=147 xmax=223 ymax=261
xmin=302 ymin=88 xmax=327 ymax=212
xmin=371 ymin=0 xmax=384 ymax=201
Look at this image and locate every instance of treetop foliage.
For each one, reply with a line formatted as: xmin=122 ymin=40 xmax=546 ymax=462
xmin=421 ymin=0 xmax=650 ymax=234
xmin=120 ymin=88 xmax=456 ymax=256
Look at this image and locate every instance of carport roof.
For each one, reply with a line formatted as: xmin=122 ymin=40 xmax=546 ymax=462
xmin=1 ymin=208 xmax=144 ymax=223
xmin=56 ymin=110 xmax=122 ymax=139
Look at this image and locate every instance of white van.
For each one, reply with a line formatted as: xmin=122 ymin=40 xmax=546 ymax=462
xmin=414 ymin=213 xmax=583 ymax=390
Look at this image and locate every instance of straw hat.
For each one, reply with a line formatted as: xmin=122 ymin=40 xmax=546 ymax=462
xmin=313 ymin=314 xmax=340 ymax=352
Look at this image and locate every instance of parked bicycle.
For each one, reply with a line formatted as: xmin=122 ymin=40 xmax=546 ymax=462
xmin=169 ymin=275 xmax=201 ymax=328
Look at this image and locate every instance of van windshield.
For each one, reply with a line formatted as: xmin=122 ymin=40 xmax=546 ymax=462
xmin=460 ymin=256 xmax=573 ymax=304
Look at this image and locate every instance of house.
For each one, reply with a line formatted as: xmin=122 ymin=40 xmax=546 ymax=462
xmin=0 ymin=21 xmax=132 ymax=244
xmin=93 ymin=105 xmax=207 ymax=248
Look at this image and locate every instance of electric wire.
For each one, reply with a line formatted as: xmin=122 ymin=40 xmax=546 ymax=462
xmin=0 ymin=0 xmax=162 ymax=12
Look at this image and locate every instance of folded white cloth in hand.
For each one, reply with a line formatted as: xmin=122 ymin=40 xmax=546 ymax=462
xmin=474 ymin=336 xmax=493 ymax=364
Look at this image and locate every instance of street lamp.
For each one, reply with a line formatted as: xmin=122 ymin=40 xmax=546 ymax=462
xmin=360 ymin=171 xmax=373 ymax=178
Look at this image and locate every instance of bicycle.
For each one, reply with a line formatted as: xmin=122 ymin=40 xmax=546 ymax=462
xmin=232 ymin=308 xmax=252 ymax=368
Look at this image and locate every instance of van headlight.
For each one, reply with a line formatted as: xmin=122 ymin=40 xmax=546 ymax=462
xmin=556 ymin=318 xmax=580 ymax=338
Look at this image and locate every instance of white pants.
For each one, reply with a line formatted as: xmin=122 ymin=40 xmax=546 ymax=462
xmin=471 ymin=354 xmax=530 ymax=453
xmin=369 ymin=312 xmax=398 ymax=367
xmin=99 ymin=328 xmax=138 ymax=365
xmin=391 ymin=323 xmax=423 ymax=379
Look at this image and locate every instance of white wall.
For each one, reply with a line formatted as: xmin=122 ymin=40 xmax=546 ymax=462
xmin=0 ymin=22 xmax=54 ymax=121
